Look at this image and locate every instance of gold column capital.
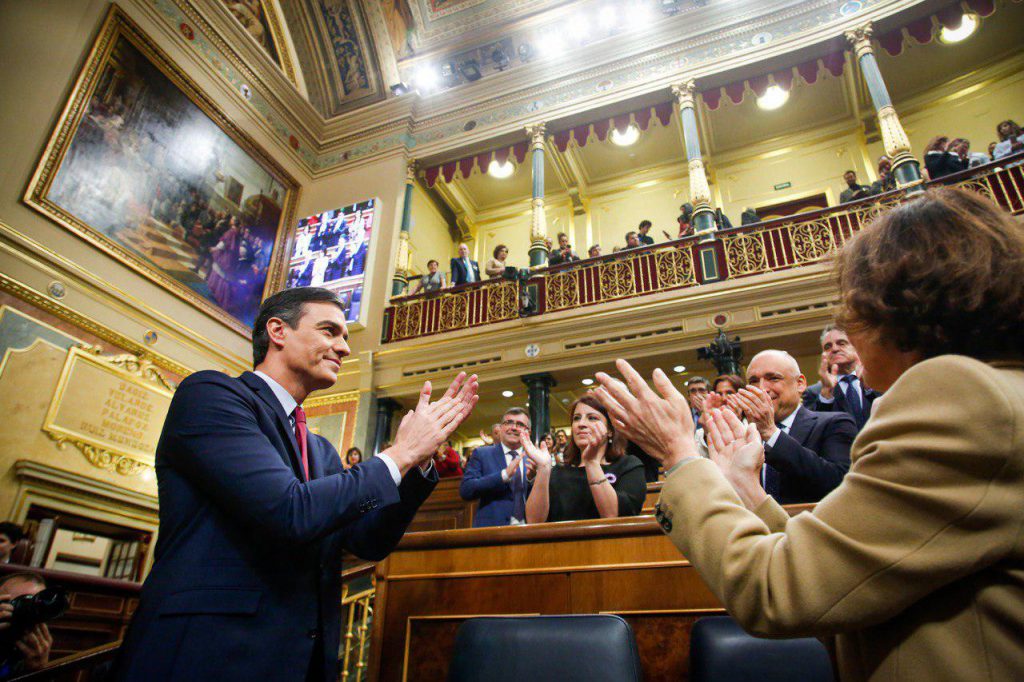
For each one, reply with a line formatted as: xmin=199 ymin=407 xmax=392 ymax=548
xmin=405 ymin=161 xmax=418 ymax=183
xmin=845 ymin=23 xmax=874 ymax=59
xmin=526 ymin=123 xmax=546 ymax=150
xmin=671 ymin=79 xmax=697 ymax=109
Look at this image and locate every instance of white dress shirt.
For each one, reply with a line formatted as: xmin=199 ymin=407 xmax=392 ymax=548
xmin=765 ymin=404 xmax=800 ymax=449
xmin=462 ymin=257 xmax=476 ymax=283
xmin=817 ymin=373 xmax=863 ymax=406
xmin=254 ymin=371 xmax=403 ymax=485
xmin=498 ymin=441 xmax=524 ymax=485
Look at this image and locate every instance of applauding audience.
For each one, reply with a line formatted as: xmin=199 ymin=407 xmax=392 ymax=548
xmin=433 ymin=441 xmax=463 ymax=478
xmin=804 ymin=324 xmax=882 ymax=430
xmin=460 ymin=409 xmax=534 ymax=526
xmin=524 ymin=396 xmax=646 ymax=523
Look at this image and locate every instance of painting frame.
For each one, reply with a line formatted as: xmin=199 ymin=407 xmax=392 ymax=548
xmin=24 ymin=4 xmax=299 ymax=337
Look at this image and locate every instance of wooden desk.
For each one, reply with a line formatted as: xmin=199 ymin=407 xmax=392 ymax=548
xmin=370 ymin=506 xmax=812 ymax=681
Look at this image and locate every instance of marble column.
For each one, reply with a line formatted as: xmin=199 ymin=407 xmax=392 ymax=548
xmin=372 ymin=397 xmax=401 ymax=455
xmin=846 ymin=24 xmax=923 ymax=190
xmin=521 ymin=372 xmax=556 ymax=443
xmin=526 ymin=124 xmax=548 ymax=268
xmin=671 ymin=80 xmax=716 ymax=237
xmin=392 ymin=162 xmax=416 ymax=296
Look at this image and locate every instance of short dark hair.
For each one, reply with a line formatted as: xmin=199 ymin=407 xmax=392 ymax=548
xmin=427 ymin=259 xmax=439 ymax=267
xmin=562 ymin=395 xmax=626 ymax=466
xmin=625 ymin=231 xmax=638 ymax=241
xmin=557 ymin=232 xmax=568 ymax=240
xmin=502 ymin=407 xmax=530 ymax=428
xmin=836 ymin=187 xmax=1024 ymax=360
xmin=686 ymin=376 xmax=709 ymax=388
xmin=638 ymin=220 xmax=652 ymax=230
xmin=252 ymin=287 xmax=343 ymax=367
xmin=493 ymin=244 xmax=507 ymax=258
xmin=0 ymin=522 xmax=25 ymax=544
xmin=713 ymin=374 xmax=744 ymax=393
xmin=844 ymin=169 xmax=856 ymax=176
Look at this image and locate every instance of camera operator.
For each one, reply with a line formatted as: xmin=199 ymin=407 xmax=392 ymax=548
xmin=0 ymin=573 xmax=54 ymax=679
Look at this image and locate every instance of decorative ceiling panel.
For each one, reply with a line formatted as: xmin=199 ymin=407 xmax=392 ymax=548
xmin=405 ymin=0 xmax=570 ymax=53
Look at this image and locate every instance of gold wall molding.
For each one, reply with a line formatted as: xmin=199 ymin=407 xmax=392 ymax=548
xmin=305 ymin=389 xmax=360 ymax=409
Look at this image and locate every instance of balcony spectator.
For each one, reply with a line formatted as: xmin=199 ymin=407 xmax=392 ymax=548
xmin=714 ymin=208 xmax=733 ymax=229
xmin=548 ymin=233 xmax=580 ymax=266
xmin=524 ymin=396 xmax=646 ymax=523
xmin=624 ymin=231 xmax=641 ymax=250
xmin=485 ymin=244 xmax=509 ymax=278
xmin=737 ymin=350 xmax=856 ymax=503
xmin=804 ymin=324 xmax=882 ymax=431
xmin=923 ymin=136 xmax=967 ymax=180
xmin=433 ymin=441 xmax=463 ymax=478
xmin=839 ymin=170 xmax=875 ymax=204
xmin=947 ymin=138 xmax=972 ymax=173
xmin=344 ymin=447 xmax=362 ymax=469
xmin=676 ymin=203 xmax=695 ymax=238
xmin=449 ymin=243 xmax=480 ymax=286
xmin=740 ymin=207 xmax=759 ymax=225
xmin=0 ymin=573 xmax=53 ymax=677
xmin=412 ymin=259 xmax=446 ymax=294
xmin=993 ymin=120 xmax=1024 ymax=161
xmin=460 ymin=408 xmax=534 ymax=527
xmin=870 ymin=156 xmax=896 ymax=194
xmin=637 ymin=220 xmax=655 ymax=245
xmin=587 ymin=244 xmax=601 ymax=258
xmin=0 ymin=523 xmax=25 ymax=565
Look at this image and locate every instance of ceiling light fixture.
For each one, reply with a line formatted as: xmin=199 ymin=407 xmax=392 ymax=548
xmin=414 ymin=66 xmax=439 ymax=91
xmin=626 ymin=3 xmax=653 ymax=28
xmin=599 ymin=5 xmax=617 ymax=29
xmin=491 ymin=45 xmax=510 ymax=71
xmin=488 ymin=159 xmax=515 ymax=178
xmin=568 ymin=16 xmax=589 ymax=41
xmin=502 ymin=390 xmax=515 ymax=398
xmin=673 ymin=365 xmax=686 ymax=373
xmin=458 ymin=59 xmax=482 ymax=82
xmin=757 ymin=85 xmax=789 ymax=110
xmin=611 ymin=124 xmax=640 ymax=146
xmin=939 ymin=13 xmax=978 ymax=44
xmin=581 ymin=378 xmax=594 ymax=386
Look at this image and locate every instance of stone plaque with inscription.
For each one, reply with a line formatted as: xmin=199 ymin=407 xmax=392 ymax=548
xmin=42 ymin=347 xmax=174 ymax=475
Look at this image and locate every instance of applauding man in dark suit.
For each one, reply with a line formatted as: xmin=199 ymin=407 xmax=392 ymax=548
xmin=803 ymin=325 xmax=881 ymax=430
xmin=113 ymin=287 xmax=478 ymax=682
xmin=732 ymin=350 xmax=855 ymax=504
xmin=459 ymin=408 xmax=533 ymax=527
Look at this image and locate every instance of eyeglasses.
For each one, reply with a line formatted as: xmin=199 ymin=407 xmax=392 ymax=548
xmin=501 ymin=420 xmax=529 ymax=429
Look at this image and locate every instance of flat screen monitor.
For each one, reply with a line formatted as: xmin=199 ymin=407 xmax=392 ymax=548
xmin=285 ymin=199 xmax=374 ymax=324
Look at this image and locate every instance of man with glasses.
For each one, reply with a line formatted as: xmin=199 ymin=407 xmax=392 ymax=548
xmin=686 ymin=377 xmax=710 ymax=426
xmin=460 ymin=408 xmax=533 ymax=527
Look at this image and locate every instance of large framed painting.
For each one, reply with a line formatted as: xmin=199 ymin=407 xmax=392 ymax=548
xmin=25 ymin=6 xmax=298 ymax=335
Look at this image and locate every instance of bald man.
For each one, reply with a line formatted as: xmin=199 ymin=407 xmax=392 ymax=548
xmin=449 ymin=243 xmax=480 ymax=287
xmin=733 ymin=350 xmax=856 ymax=503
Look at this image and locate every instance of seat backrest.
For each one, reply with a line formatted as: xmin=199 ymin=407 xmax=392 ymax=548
xmin=689 ymin=615 xmax=834 ymax=682
xmin=448 ymin=614 xmax=643 ymax=682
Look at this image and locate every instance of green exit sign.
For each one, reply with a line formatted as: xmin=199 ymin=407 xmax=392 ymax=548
xmin=774 ymin=182 xmax=792 ymax=190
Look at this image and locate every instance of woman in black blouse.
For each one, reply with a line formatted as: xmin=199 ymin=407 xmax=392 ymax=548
xmin=523 ymin=395 xmax=647 ymax=523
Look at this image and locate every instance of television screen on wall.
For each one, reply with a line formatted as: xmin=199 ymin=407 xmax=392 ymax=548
xmin=285 ymin=199 xmax=375 ymax=324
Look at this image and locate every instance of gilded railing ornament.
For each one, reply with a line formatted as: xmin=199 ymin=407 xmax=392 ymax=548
xmin=546 ymin=271 xmax=580 ymax=311
xmin=723 ymin=233 xmax=768 ymax=276
xmin=392 ymin=303 xmax=422 ymax=340
xmin=656 ymin=249 xmax=696 ymax=288
xmin=789 ymin=221 xmax=835 ymax=263
xmin=599 ymin=260 xmax=637 ymax=299
xmin=439 ymin=293 xmax=469 ymax=330
xmin=487 ymin=280 xmax=519 ymax=321
xmin=960 ymin=179 xmax=996 ymax=201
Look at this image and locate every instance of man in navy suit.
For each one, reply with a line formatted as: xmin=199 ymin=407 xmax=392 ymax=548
xmin=449 ymin=243 xmax=480 ymax=287
xmin=803 ymin=325 xmax=882 ymax=430
xmin=459 ymin=408 xmax=532 ymax=527
xmin=733 ymin=350 xmax=855 ymax=504
xmin=112 ymin=287 xmax=478 ymax=681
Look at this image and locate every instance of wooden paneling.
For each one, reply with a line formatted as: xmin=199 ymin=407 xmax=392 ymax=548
xmin=406 ymin=478 xmax=475 ymax=533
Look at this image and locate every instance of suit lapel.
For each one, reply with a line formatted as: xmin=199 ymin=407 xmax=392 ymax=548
xmin=240 ymin=372 xmax=305 ymax=479
xmin=787 ymin=406 xmax=815 ymax=445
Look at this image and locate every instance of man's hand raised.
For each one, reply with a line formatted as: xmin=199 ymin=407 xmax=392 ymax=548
xmin=387 ymin=372 xmax=479 ymax=476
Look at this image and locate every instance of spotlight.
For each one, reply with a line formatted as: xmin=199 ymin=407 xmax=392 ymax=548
xmin=568 ymin=16 xmax=589 ymax=41
xmin=537 ymin=34 xmax=564 ymax=58
xmin=757 ymin=85 xmax=789 ymax=110
xmin=414 ymin=66 xmax=439 ymax=91
xmin=491 ymin=45 xmax=510 ymax=71
xmin=488 ymin=159 xmax=515 ymax=178
xmin=599 ymin=5 xmax=617 ymax=29
xmin=939 ymin=13 xmax=978 ymax=44
xmin=502 ymin=390 xmax=514 ymax=398
xmin=581 ymin=378 xmax=594 ymax=386
xmin=458 ymin=59 xmax=482 ymax=82
xmin=611 ymin=124 xmax=640 ymax=146
xmin=517 ymin=43 xmax=534 ymax=63
xmin=673 ymin=365 xmax=686 ymax=373
xmin=389 ymin=82 xmax=410 ymax=96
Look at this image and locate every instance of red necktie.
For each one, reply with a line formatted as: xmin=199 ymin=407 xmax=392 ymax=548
xmin=293 ymin=406 xmax=310 ymax=481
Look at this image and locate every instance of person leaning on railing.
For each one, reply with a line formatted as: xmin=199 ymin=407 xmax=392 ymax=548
xmin=412 ymin=259 xmax=446 ymax=294
xmin=523 ymin=395 xmax=646 ymax=523
xmin=591 ymin=187 xmax=1024 ymax=682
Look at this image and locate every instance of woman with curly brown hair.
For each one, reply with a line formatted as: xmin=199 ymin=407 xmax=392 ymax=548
xmin=592 ymin=187 xmax=1024 ymax=681
xmin=522 ymin=395 xmax=647 ymax=523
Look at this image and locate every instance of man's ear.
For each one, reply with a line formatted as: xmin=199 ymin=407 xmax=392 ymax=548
xmin=796 ymin=373 xmax=808 ymax=392
xmin=265 ymin=317 xmax=289 ymax=352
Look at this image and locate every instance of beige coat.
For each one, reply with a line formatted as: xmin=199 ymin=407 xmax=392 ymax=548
xmin=656 ymin=355 xmax=1024 ymax=681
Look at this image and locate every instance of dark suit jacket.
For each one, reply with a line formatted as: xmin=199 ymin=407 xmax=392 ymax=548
xmin=112 ymin=371 xmax=435 ymax=682
xmin=765 ymin=406 xmax=856 ymax=504
xmin=803 ymin=379 xmax=882 ymax=429
xmin=459 ymin=443 xmax=529 ymax=527
xmin=449 ymin=257 xmax=481 ymax=286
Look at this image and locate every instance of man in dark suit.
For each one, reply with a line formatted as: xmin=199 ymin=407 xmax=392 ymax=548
xmin=803 ymin=325 xmax=882 ymax=430
xmin=112 ymin=287 xmax=478 ymax=682
xmin=734 ymin=350 xmax=855 ymax=504
xmin=346 ymin=240 xmax=367 ymax=277
xmin=459 ymin=408 xmax=532 ymax=527
xmin=449 ymin=242 xmax=480 ymax=286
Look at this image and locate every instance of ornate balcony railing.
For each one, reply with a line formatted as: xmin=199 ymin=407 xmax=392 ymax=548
xmin=340 ymin=562 xmax=376 ymax=681
xmin=382 ymin=154 xmax=1024 ymax=343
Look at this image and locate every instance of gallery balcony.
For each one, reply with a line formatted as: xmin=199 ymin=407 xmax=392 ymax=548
xmin=381 ymin=155 xmax=1024 ymax=344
